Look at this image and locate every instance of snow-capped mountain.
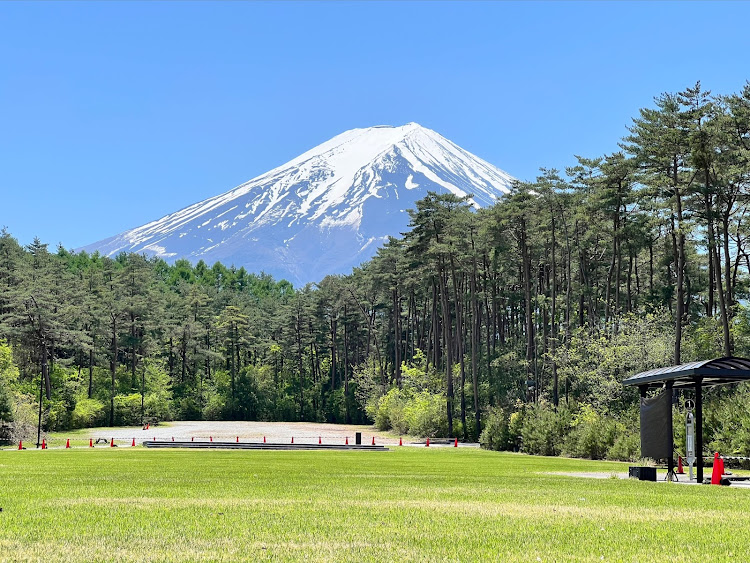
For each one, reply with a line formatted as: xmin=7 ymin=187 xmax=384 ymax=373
xmin=82 ymin=123 xmax=515 ymax=285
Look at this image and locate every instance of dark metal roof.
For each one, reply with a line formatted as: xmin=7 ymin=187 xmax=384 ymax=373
xmin=622 ymin=357 xmax=750 ymax=389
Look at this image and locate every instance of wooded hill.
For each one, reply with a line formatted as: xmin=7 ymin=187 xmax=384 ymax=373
xmin=3 ymin=82 xmax=750 ymax=458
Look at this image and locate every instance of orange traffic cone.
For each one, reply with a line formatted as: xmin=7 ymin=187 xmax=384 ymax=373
xmin=42 ymin=439 xmax=46 ymax=450
xmin=18 ymin=440 xmax=22 ymax=450
xmin=399 ymin=437 xmax=403 ymax=446
xmin=426 ymin=438 xmax=430 ymax=447
xmin=371 ymin=436 xmax=375 ymax=446
xmin=146 ymin=423 xmax=149 ymax=430
xmin=110 ymin=438 xmax=114 ymax=448
xmin=132 ymin=438 xmax=136 ymax=447
xmin=66 ymin=439 xmax=70 ymax=449
xmin=345 ymin=436 xmax=349 ymax=445
xmin=319 ymin=436 xmax=322 ymax=445
xmin=711 ymin=452 xmax=722 ymax=485
xmin=89 ymin=438 xmax=93 ymax=448
xmin=677 ymin=455 xmax=684 ymax=474
xmin=454 ymin=438 xmax=458 ymax=448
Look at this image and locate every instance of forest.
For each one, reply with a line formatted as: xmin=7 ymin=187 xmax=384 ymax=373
xmin=3 ymin=82 xmax=750 ymax=460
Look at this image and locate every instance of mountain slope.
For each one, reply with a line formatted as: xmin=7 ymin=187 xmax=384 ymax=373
xmin=82 ymin=123 xmax=515 ymax=285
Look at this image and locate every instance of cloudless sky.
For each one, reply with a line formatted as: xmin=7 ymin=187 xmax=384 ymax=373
xmin=2 ymin=1 xmax=749 ymax=249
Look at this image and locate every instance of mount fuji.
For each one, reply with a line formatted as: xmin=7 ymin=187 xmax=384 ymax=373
xmin=82 ymin=123 xmax=515 ymax=285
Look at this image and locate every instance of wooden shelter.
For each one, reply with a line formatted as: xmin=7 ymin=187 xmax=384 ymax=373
xmin=623 ymin=357 xmax=750 ymax=482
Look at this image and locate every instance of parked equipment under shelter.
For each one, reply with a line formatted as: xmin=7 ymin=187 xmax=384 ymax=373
xmin=622 ymin=356 xmax=750 ymax=483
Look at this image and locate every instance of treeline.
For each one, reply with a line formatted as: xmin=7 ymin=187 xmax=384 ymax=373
xmin=3 ymin=82 xmax=750 ymax=456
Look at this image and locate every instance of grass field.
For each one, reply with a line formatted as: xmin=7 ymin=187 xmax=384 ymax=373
xmin=1 ymin=447 xmax=748 ymax=562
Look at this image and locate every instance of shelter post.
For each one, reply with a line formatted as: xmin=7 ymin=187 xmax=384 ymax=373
xmin=666 ymin=381 xmax=674 ymax=480
xmin=695 ymin=378 xmax=703 ymax=483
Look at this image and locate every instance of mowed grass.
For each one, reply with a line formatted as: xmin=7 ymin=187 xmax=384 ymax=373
xmin=0 ymin=447 xmax=748 ymax=562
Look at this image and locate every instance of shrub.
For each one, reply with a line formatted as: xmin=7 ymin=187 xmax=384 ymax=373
xmin=606 ymin=428 xmax=640 ymax=461
xmin=521 ymin=404 xmax=571 ymax=456
xmin=70 ymin=398 xmax=106 ymax=428
xmin=479 ymin=407 xmax=511 ymax=451
xmin=403 ymin=392 xmax=447 ymax=437
xmin=563 ymin=409 xmax=617 ymax=460
xmin=374 ymin=388 xmax=408 ymax=433
xmin=114 ymin=393 xmax=143 ymax=426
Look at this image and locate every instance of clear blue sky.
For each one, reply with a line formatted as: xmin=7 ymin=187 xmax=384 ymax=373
xmin=2 ymin=1 xmax=749 ymax=249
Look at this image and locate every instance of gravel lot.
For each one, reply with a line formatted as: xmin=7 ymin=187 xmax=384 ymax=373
xmin=85 ymin=421 xmax=478 ymax=447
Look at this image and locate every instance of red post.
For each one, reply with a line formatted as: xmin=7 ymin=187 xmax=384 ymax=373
xmin=110 ymin=438 xmax=115 ymax=448
xmin=65 ymin=439 xmax=70 ymax=449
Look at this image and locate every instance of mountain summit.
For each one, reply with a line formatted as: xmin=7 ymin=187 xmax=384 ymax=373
xmin=82 ymin=123 xmax=515 ymax=284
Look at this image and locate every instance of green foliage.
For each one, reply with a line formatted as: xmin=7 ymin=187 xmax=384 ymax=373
xmin=70 ymin=398 xmax=106 ymax=428
xmin=562 ymin=404 xmax=617 ymax=460
xmin=478 ymin=407 xmax=512 ymax=451
xmin=369 ymin=355 xmax=450 ymax=437
xmin=0 ymin=340 xmax=18 ymax=422
xmin=520 ymin=404 xmax=571 ymax=456
xmin=114 ymin=393 xmax=144 ymax=426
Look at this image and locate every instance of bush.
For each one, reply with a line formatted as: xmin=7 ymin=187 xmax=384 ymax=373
xmin=70 ymin=398 xmax=106 ymax=428
xmin=479 ymin=407 xmax=511 ymax=451
xmin=404 ymin=392 xmax=447 ymax=437
xmin=521 ymin=404 xmax=571 ymax=456
xmin=563 ymin=405 xmax=617 ymax=460
xmin=374 ymin=388 xmax=408 ymax=433
xmin=114 ymin=393 xmax=143 ymax=426
xmin=606 ymin=428 xmax=640 ymax=461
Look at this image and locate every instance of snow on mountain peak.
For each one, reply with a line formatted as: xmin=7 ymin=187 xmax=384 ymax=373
xmin=82 ymin=123 xmax=515 ymax=285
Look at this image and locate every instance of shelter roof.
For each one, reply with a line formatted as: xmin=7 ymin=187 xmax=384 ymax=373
xmin=622 ymin=357 xmax=750 ymax=389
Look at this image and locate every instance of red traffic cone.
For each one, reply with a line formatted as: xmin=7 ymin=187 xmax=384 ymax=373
xmin=319 ymin=436 xmax=322 ymax=445
xmin=711 ymin=452 xmax=722 ymax=485
xmin=677 ymin=455 xmax=684 ymax=474
xmin=263 ymin=436 xmax=266 ymax=443
xmin=110 ymin=438 xmax=114 ymax=448
xmin=42 ymin=439 xmax=46 ymax=450
xmin=371 ymin=436 xmax=375 ymax=446
xmin=18 ymin=440 xmax=22 ymax=450
xmin=210 ymin=436 xmax=213 ymax=442
xmin=426 ymin=438 xmax=430 ymax=447
xmin=146 ymin=423 xmax=149 ymax=430
xmin=291 ymin=437 xmax=294 ymax=444
xmin=89 ymin=438 xmax=93 ymax=448
xmin=153 ymin=436 xmax=156 ymax=441
xmin=66 ymin=439 xmax=70 ymax=449
xmin=132 ymin=438 xmax=136 ymax=447
xmin=399 ymin=437 xmax=403 ymax=446
xmin=454 ymin=438 xmax=458 ymax=448
xmin=345 ymin=436 xmax=349 ymax=445
xmin=172 ymin=437 xmax=174 ymax=442
xmin=192 ymin=437 xmax=194 ymax=442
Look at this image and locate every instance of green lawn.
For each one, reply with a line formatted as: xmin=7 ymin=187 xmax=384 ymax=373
xmin=0 ymin=447 xmax=747 ymax=561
